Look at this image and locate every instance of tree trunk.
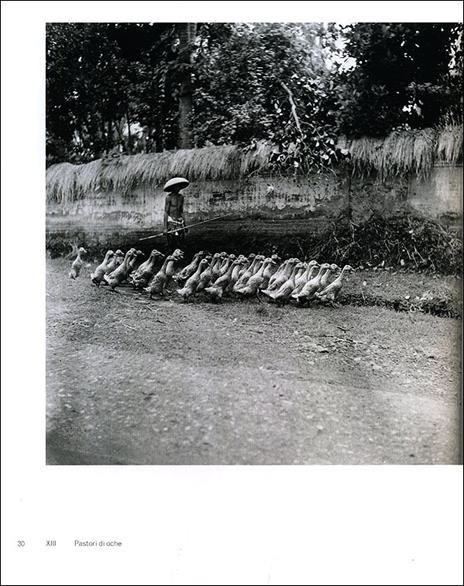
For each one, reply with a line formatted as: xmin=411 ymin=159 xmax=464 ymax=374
xmin=126 ymin=111 xmax=132 ymax=153
xmin=176 ymin=23 xmax=197 ymax=149
xmin=113 ymin=120 xmax=121 ymax=151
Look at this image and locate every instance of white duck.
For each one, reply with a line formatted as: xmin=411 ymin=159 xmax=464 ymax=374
xmin=315 ymin=265 xmax=354 ymax=304
xmin=293 ymin=263 xmax=330 ymax=304
xmin=69 ymin=247 xmax=87 ymax=279
xmin=90 ymin=250 xmax=114 ymax=286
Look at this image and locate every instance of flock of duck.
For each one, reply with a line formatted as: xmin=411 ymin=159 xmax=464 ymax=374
xmin=70 ymin=246 xmax=354 ymax=306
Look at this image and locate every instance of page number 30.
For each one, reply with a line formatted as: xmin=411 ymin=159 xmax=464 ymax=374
xmin=17 ymin=540 xmax=25 ymax=547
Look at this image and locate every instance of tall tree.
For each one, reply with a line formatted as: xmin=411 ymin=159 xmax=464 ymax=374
xmin=176 ymin=23 xmax=197 ymax=148
xmin=336 ymin=23 xmax=463 ymax=137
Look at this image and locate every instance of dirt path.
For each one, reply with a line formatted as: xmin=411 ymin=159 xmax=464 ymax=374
xmin=46 ymin=259 xmax=461 ymax=464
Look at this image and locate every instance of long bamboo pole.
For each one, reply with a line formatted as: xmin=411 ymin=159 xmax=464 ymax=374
xmin=138 ymin=212 xmax=238 ymax=241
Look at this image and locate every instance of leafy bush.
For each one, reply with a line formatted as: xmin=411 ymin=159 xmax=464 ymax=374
xmin=308 ymin=213 xmax=463 ymax=275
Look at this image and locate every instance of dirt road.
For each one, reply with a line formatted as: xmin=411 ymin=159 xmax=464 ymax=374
xmin=46 ymin=259 xmax=461 ymax=464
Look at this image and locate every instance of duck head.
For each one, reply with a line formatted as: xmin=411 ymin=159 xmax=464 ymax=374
xmin=115 ymin=250 xmax=124 ymax=258
xmin=78 ymin=247 xmax=87 ymax=255
xmin=262 ymin=258 xmax=277 ymax=275
xmin=343 ymin=265 xmax=355 ymax=273
xmin=234 ymin=256 xmax=247 ymax=267
xmin=150 ymin=249 xmax=165 ymax=260
xmin=198 ymin=258 xmax=210 ymax=270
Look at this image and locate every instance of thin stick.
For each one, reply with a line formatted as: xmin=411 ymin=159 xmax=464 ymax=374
xmin=138 ymin=212 xmax=238 ymax=242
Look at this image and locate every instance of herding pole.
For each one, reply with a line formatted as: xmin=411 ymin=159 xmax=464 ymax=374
xmin=138 ymin=212 xmax=237 ymax=242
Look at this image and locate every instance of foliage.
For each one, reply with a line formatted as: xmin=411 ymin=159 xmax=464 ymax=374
xmin=46 ymin=22 xmax=341 ymax=170
xmin=307 ymin=213 xmax=463 ymax=275
xmin=193 ymin=23 xmax=341 ymax=173
xmin=46 ymin=23 xmax=178 ymax=165
xmin=46 ymin=22 xmax=463 ymax=171
xmin=336 ymin=23 xmax=463 ymax=137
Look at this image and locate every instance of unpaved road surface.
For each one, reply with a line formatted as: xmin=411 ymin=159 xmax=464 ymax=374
xmin=47 ymin=259 xmax=462 ymax=464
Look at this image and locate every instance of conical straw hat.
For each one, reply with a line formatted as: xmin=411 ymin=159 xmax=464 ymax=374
xmin=163 ymin=177 xmax=190 ymax=192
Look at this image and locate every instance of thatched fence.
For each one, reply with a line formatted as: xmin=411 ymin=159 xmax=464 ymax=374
xmin=338 ymin=125 xmax=462 ymax=181
xmin=46 ymin=125 xmax=462 ymax=204
xmin=46 ymin=143 xmax=275 ymax=204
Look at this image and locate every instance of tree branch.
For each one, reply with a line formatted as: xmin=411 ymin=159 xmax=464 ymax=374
xmin=280 ymin=81 xmax=303 ymax=136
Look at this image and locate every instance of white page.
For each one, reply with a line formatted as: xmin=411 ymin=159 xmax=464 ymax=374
xmin=2 ymin=2 xmax=463 ymax=585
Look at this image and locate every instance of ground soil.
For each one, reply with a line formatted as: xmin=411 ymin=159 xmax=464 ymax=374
xmin=46 ymin=258 xmax=462 ymax=465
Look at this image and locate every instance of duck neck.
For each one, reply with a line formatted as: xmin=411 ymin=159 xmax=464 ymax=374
xmin=211 ymin=256 xmax=221 ymax=271
xmin=190 ymin=255 xmax=201 ymax=269
xmin=271 ymin=261 xmax=285 ymax=278
xmin=227 ymin=261 xmax=237 ymax=276
xmin=220 ymin=258 xmax=231 ymax=272
xmin=248 ymin=258 xmax=259 ymax=273
xmin=263 ymin=261 xmax=277 ymax=279
xmin=159 ymin=256 xmax=170 ymax=274
xmin=193 ymin=262 xmax=205 ymax=278
xmin=306 ymin=265 xmax=318 ymax=281
xmin=145 ymin=253 xmax=156 ymax=269
xmin=289 ymin=264 xmax=301 ymax=281
xmin=304 ymin=263 xmax=315 ymax=279
xmin=252 ymin=259 xmax=264 ymax=274
xmin=280 ymin=262 xmax=292 ymax=279
xmin=231 ymin=263 xmax=243 ymax=280
xmin=321 ymin=267 xmax=332 ymax=282
xmin=165 ymin=258 xmax=177 ymax=276
xmin=255 ymin=261 xmax=268 ymax=278
xmin=314 ymin=265 xmax=325 ymax=282
xmin=123 ymin=252 xmax=133 ymax=269
xmin=295 ymin=266 xmax=305 ymax=280
xmin=339 ymin=266 xmax=350 ymax=281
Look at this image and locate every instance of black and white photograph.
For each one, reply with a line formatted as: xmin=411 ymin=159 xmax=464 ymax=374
xmin=45 ymin=19 xmax=462 ymax=466
xmin=1 ymin=2 xmax=463 ymax=585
